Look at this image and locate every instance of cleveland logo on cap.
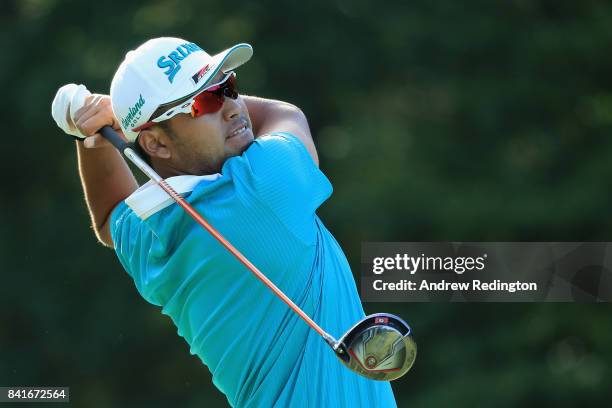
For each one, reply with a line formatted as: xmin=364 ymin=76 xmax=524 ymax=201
xmin=157 ymin=43 xmax=203 ymax=83
xmin=121 ymin=94 xmax=146 ymax=130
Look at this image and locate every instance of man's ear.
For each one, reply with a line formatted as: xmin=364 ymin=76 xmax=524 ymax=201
xmin=138 ymin=127 xmax=172 ymax=159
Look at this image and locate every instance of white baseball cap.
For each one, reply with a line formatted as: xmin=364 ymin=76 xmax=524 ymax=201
xmin=110 ymin=37 xmax=253 ymax=142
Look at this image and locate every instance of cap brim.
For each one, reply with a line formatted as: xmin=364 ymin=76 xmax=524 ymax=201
xmin=162 ymin=43 xmax=253 ymax=106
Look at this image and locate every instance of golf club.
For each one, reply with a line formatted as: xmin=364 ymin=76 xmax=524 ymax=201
xmin=94 ymin=118 xmax=416 ymax=381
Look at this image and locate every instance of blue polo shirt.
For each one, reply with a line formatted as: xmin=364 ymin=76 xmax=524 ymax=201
xmin=110 ymin=133 xmax=396 ymax=407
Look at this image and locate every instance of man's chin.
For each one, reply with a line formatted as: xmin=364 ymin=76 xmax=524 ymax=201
xmin=226 ymin=129 xmax=255 ymax=153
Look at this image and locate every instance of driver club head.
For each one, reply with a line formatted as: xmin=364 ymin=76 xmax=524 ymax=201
xmin=333 ymin=313 xmax=416 ymax=381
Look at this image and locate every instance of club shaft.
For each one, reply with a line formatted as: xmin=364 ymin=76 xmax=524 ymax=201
xmin=100 ymin=127 xmax=337 ymax=346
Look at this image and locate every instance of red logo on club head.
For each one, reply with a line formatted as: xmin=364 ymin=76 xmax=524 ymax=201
xmin=374 ymin=317 xmax=389 ymax=324
xmin=365 ymin=355 xmax=378 ymax=369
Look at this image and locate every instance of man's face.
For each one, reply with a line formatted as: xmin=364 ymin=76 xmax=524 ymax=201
xmin=164 ymin=93 xmax=254 ymax=175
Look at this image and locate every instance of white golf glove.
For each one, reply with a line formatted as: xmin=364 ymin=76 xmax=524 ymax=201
xmin=51 ymin=83 xmax=91 ymax=139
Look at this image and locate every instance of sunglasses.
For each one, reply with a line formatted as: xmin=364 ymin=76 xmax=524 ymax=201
xmin=133 ymin=71 xmax=238 ymax=132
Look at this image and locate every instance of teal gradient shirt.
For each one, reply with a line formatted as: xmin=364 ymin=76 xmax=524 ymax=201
xmin=110 ymin=133 xmax=396 ymax=407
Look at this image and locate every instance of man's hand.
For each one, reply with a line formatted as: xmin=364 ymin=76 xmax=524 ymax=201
xmin=73 ymin=94 xmax=123 ymax=149
xmin=51 ymin=83 xmax=91 ymax=139
xmin=51 ymin=84 xmax=123 ymax=149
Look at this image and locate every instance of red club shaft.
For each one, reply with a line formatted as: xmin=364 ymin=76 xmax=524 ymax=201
xmin=156 ymin=178 xmax=335 ymax=343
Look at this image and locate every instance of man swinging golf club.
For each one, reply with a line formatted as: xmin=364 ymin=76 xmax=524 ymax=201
xmin=52 ymin=37 xmax=414 ymax=407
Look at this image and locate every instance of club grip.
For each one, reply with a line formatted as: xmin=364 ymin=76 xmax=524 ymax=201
xmin=99 ymin=126 xmax=129 ymax=152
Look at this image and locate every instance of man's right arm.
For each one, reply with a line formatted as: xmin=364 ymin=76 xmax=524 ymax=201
xmin=243 ymin=96 xmax=319 ymax=167
xmin=73 ymin=95 xmax=139 ymax=248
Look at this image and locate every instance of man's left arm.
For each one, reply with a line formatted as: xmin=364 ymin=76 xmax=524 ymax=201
xmin=242 ymin=96 xmax=319 ymax=167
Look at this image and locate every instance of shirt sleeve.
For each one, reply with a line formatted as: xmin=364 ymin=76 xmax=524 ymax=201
xmin=227 ymin=132 xmax=332 ymax=240
xmin=109 ymin=200 xmax=165 ymax=305
xmin=109 ymin=201 xmax=140 ymax=278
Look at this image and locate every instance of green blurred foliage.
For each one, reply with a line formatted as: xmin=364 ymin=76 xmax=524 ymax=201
xmin=1 ymin=0 xmax=612 ymax=406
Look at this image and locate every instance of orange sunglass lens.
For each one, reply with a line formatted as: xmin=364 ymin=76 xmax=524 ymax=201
xmin=191 ymin=92 xmax=224 ymax=117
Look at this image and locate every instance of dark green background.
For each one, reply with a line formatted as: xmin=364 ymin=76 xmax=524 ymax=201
xmin=1 ymin=0 xmax=611 ymax=406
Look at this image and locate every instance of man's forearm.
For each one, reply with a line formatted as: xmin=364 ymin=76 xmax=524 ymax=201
xmin=76 ymin=141 xmax=138 ymax=247
xmin=243 ymin=95 xmax=319 ymax=166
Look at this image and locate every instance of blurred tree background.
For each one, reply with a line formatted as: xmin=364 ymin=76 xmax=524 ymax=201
xmin=1 ymin=0 xmax=612 ymax=406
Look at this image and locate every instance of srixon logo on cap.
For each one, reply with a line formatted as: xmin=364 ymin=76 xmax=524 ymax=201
xmin=157 ymin=43 xmax=203 ymax=83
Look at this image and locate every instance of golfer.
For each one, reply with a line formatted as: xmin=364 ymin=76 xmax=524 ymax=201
xmin=53 ymin=37 xmax=397 ymax=407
